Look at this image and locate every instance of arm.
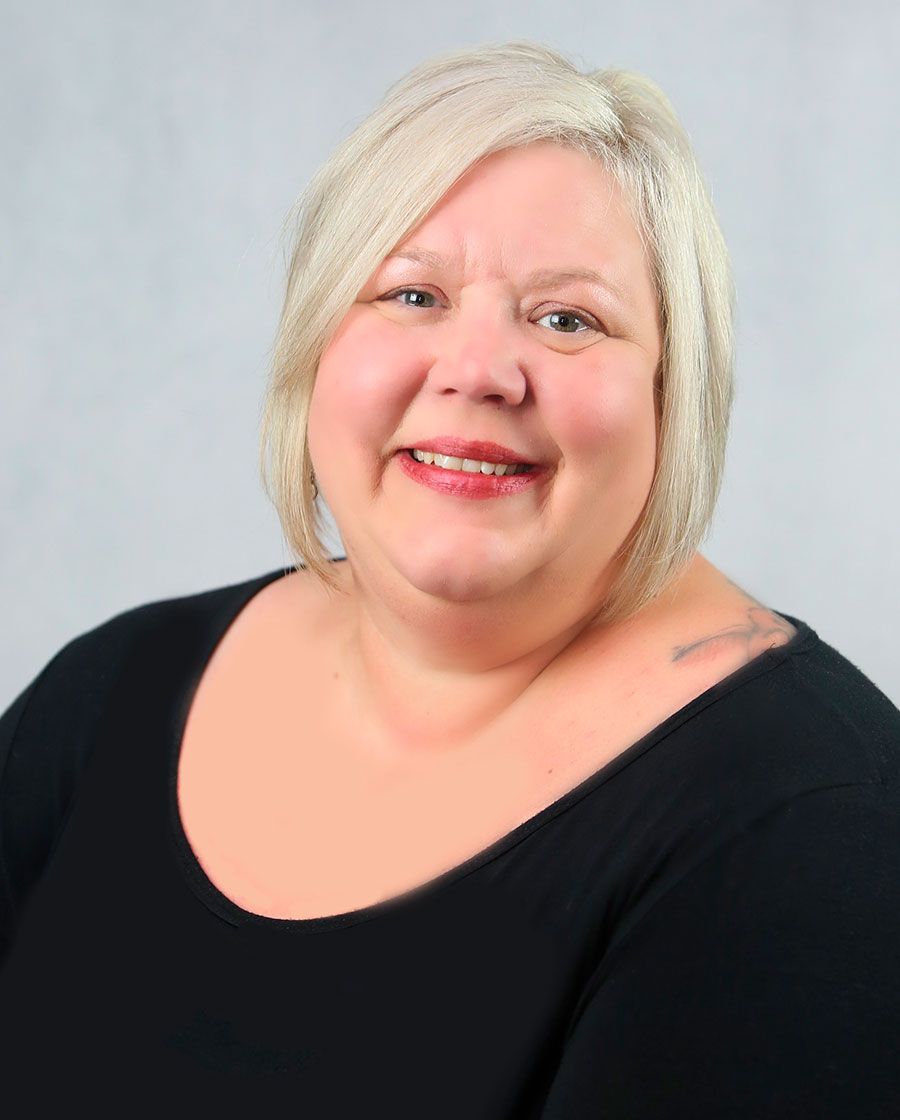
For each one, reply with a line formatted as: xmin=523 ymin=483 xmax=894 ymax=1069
xmin=0 ymin=613 xmax=134 ymax=970
xmin=538 ymin=779 xmax=900 ymax=1119
xmin=0 ymin=673 xmax=44 ymax=967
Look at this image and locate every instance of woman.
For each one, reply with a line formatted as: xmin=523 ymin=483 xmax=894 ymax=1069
xmin=1 ymin=40 xmax=898 ymax=1116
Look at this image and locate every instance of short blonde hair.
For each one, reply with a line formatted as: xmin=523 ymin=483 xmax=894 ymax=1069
xmin=258 ymin=40 xmax=735 ymax=625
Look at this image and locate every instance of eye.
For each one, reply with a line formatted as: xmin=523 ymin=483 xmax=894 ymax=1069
xmin=379 ymin=288 xmax=605 ymax=337
xmin=381 ymin=287 xmax=438 ymax=309
xmin=534 ymin=308 xmax=601 ymax=336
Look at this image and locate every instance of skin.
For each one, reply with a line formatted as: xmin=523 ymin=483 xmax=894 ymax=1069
xmin=174 ymin=145 xmax=796 ymax=916
xmin=304 ymin=141 xmax=768 ymax=756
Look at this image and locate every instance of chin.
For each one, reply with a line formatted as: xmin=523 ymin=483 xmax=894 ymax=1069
xmin=390 ymin=543 xmax=527 ymax=604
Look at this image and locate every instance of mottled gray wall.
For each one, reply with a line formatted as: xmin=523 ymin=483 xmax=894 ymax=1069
xmin=2 ymin=0 xmax=898 ymax=702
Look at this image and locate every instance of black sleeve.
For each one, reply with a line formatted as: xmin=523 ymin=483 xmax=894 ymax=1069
xmin=0 ymin=612 xmax=140 ymax=972
xmin=0 ymin=674 xmax=44 ymax=965
xmin=538 ymin=779 xmax=900 ymax=1119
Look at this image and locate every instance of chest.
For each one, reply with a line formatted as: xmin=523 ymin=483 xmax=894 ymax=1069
xmin=173 ymin=625 xmax=752 ymax=923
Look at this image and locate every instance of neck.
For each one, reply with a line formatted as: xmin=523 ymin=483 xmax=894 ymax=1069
xmin=324 ymin=552 xmax=664 ymax=755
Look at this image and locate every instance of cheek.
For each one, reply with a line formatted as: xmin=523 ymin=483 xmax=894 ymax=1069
xmin=311 ymin=315 xmax=412 ymax=450
xmin=553 ymin=366 xmax=657 ymax=470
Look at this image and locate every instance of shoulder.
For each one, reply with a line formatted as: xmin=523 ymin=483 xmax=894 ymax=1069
xmin=596 ymin=593 xmax=900 ymax=960
xmin=0 ymin=565 xmax=292 ymax=818
xmin=0 ymin=566 xmax=290 ymax=941
xmin=772 ymin=625 xmax=900 ymax=788
xmin=654 ymin=557 xmax=899 ymax=787
xmin=6 ymin=566 xmax=289 ymax=721
xmin=668 ymin=615 xmax=899 ymax=800
xmin=3 ymin=562 xmax=333 ymax=749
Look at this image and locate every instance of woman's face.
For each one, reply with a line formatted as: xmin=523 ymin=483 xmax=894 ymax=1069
xmin=308 ymin=140 xmax=663 ymax=607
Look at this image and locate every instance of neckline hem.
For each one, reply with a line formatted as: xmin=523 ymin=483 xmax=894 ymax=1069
xmin=167 ymin=559 xmax=819 ymax=934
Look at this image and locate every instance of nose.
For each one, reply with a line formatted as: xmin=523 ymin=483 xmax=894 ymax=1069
xmin=425 ymin=297 xmax=528 ymax=407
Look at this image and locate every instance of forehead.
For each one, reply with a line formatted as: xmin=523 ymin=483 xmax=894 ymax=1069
xmin=409 ymin=142 xmax=631 ymax=238
xmin=379 ymin=143 xmax=649 ymax=313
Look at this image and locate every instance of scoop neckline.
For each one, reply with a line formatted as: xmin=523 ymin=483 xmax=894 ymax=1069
xmin=167 ymin=557 xmax=820 ymax=935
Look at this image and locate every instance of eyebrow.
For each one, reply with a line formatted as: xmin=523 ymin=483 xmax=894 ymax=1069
xmin=384 ymin=247 xmax=629 ymax=306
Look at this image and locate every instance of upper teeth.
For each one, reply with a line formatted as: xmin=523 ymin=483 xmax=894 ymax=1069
xmin=410 ymin=449 xmax=531 ymax=476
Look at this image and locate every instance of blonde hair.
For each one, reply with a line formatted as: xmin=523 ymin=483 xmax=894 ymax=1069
xmin=258 ymin=40 xmax=735 ymax=626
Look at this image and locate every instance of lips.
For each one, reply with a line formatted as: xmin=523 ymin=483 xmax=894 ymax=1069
xmin=400 ymin=436 xmax=538 ymax=466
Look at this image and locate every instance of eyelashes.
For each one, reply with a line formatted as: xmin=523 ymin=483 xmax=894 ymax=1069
xmin=379 ymin=287 xmax=605 ymax=338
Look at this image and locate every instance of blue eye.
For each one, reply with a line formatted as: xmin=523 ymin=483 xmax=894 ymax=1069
xmin=386 ymin=288 xmax=437 ymax=308
xmin=535 ymin=309 xmax=596 ymax=335
xmin=382 ymin=288 xmax=603 ymax=336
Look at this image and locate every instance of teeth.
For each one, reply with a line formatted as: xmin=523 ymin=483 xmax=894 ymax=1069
xmin=410 ymin=449 xmax=532 ymax=476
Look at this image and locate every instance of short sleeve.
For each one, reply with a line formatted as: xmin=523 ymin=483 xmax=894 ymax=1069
xmin=538 ymin=779 xmax=900 ymax=1119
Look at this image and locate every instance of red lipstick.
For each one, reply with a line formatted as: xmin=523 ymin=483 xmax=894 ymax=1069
xmin=394 ymin=437 xmax=548 ymax=500
xmin=401 ymin=436 xmax=539 ymax=466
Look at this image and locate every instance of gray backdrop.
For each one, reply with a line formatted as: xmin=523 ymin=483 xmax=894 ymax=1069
xmin=2 ymin=0 xmax=898 ymax=706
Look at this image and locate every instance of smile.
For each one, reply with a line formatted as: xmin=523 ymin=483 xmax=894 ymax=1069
xmin=407 ymin=448 xmax=533 ymax=476
xmin=395 ymin=449 xmax=546 ymax=499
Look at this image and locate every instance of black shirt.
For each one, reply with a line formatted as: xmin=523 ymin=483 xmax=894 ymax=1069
xmin=1 ymin=561 xmax=899 ymax=1116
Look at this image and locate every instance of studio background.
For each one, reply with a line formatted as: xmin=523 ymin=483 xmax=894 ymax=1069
xmin=2 ymin=0 xmax=897 ymax=705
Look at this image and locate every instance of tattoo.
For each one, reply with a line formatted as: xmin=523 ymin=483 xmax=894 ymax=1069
xmin=671 ymin=605 xmax=798 ymax=667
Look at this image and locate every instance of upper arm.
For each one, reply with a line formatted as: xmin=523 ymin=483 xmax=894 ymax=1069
xmin=0 ymin=612 xmax=140 ymax=969
xmin=538 ymin=780 xmax=900 ymax=1119
xmin=0 ymin=674 xmax=44 ymax=964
